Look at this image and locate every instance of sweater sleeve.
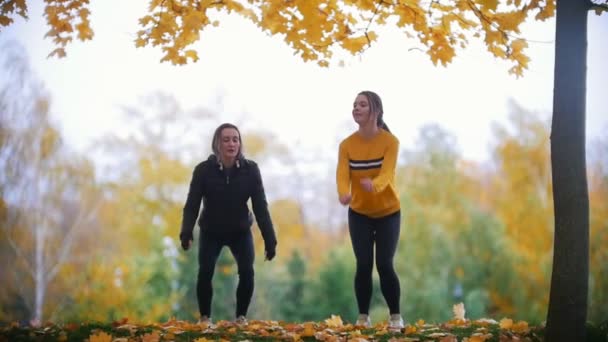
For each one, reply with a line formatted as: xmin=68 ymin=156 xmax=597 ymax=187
xmin=336 ymin=141 xmax=351 ymax=197
xmin=372 ymin=136 xmax=399 ymax=192
xmin=180 ymin=164 xmax=204 ymax=237
xmin=250 ymin=162 xmax=277 ymax=249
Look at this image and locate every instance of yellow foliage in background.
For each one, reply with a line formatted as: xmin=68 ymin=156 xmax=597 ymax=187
xmin=0 ymin=0 xmax=566 ymax=76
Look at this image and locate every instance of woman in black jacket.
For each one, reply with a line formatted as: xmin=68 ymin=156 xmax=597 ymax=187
xmin=179 ymin=123 xmax=277 ymax=326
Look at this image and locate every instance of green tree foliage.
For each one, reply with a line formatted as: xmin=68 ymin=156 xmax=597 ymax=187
xmin=277 ymin=250 xmax=309 ymax=322
xmin=396 ymin=123 xmax=527 ymax=323
xmin=306 ymin=247 xmax=358 ymax=322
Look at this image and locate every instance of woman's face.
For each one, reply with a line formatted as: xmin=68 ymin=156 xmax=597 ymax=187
xmin=219 ymin=127 xmax=241 ymax=160
xmin=352 ymin=94 xmax=372 ymax=125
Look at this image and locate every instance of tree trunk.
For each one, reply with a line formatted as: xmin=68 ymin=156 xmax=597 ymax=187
xmin=546 ymin=0 xmax=590 ymax=341
xmin=34 ymin=222 xmax=45 ymax=324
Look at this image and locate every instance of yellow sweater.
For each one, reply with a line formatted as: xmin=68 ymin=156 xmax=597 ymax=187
xmin=336 ymin=129 xmax=401 ymax=218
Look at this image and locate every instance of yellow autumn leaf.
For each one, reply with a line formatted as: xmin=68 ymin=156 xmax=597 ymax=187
xmin=78 ymin=7 xmax=90 ymax=18
xmin=536 ymin=0 xmax=556 ymax=20
xmin=148 ymin=0 xmax=164 ymax=11
xmin=47 ymin=47 xmax=66 ymax=58
xmin=76 ymin=22 xmax=93 ymax=40
xmin=478 ymin=0 xmax=498 ymax=11
xmin=301 ymin=323 xmax=316 ymax=337
xmin=0 ymin=15 xmax=12 ymax=26
xmin=324 ymin=314 xmax=343 ymax=328
xmin=139 ymin=15 xmax=154 ymax=26
xmin=340 ymin=35 xmax=369 ymax=54
xmin=350 ymin=337 xmax=370 ymax=342
xmin=432 ymin=42 xmax=456 ymax=66
xmin=499 ymin=318 xmax=513 ymax=329
xmin=185 ymin=49 xmax=199 ymax=62
xmin=404 ymin=325 xmax=417 ymax=334
xmin=493 ymin=11 xmax=526 ymax=32
xmin=135 ymin=37 xmax=147 ymax=48
xmin=87 ymin=331 xmax=113 ymax=342
xmin=141 ymin=330 xmax=161 ymax=342
xmin=510 ymin=38 xmax=528 ymax=53
xmin=489 ymin=44 xmax=507 ymax=59
xmin=511 ymin=321 xmax=529 ymax=333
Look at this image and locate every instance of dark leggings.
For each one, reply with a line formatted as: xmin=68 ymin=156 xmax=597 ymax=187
xmin=197 ymin=230 xmax=254 ymax=318
xmin=348 ymin=208 xmax=401 ymax=314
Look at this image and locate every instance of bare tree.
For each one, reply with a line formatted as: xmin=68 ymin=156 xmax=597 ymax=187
xmin=0 ymin=42 xmax=102 ymax=323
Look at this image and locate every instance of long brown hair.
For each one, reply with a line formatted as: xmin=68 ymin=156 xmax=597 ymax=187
xmin=358 ymin=90 xmax=390 ymax=132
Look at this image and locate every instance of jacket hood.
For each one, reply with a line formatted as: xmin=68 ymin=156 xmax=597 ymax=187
xmin=207 ymin=154 xmax=248 ymax=169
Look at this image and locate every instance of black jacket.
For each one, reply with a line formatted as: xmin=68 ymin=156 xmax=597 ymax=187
xmin=180 ymin=155 xmax=277 ymax=250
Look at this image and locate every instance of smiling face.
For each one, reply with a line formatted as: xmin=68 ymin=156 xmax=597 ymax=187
xmin=352 ymin=94 xmax=372 ymax=125
xmin=219 ymin=127 xmax=241 ymax=161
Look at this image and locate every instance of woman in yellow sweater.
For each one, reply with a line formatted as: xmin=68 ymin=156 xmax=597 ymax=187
xmin=336 ymin=90 xmax=404 ymax=331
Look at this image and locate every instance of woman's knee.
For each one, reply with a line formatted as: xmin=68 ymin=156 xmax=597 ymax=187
xmin=238 ymin=264 xmax=254 ymax=279
xmin=198 ymin=265 xmax=215 ymax=281
xmin=356 ymin=260 xmax=374 ymax=275
xmin=376 ymin=260 xmax=395 ymax=277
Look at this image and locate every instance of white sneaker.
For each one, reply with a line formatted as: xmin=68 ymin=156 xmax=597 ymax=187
xmin=355 ymin=314 xmax=371 ymax=327
xmin=235 ymin=315 xmax=248 ymax=325
xmin=388 ymin=314 xmax=404 ymax=331
xmin=198 ymin=316 xmax=214 ymax=328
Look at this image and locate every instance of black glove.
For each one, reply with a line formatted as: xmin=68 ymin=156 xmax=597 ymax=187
xmin=180 ymin=231 xmax=193 ymax=251
xmin=264 ymin=245 xmax=276 ymax=261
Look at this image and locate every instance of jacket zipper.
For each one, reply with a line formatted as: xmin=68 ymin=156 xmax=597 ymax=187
xmin=226 ymin=175 xmax=230 ymax=184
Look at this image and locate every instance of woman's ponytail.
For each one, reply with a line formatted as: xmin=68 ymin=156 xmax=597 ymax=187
xmin=378 ymin=114 xmax=390 ymax=132
xmin=359 ymin=90 xmax=390 ymax=132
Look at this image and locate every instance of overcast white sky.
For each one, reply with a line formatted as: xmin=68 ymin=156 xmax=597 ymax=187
xmin=1 ymin=2 xmax=606 ymax=163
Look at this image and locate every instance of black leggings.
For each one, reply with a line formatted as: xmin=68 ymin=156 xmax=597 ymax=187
xmin=348 ymin=208 xmax=401 ymax=314
xmin=197 ymin=230 xmax=254 ymax=318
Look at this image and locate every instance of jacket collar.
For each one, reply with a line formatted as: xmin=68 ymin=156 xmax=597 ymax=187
xmin=207 ymin=154 xmax=247 ymax=170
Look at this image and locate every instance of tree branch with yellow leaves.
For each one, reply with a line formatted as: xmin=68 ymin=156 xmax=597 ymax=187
xmin=0 ymin=0 xmax=589 ymax=77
